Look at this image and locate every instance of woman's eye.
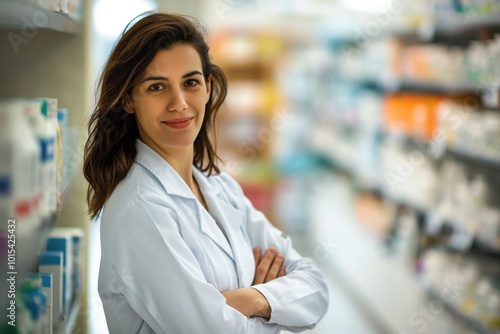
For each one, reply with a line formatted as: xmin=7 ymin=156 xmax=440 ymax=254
xmin=148 ymin=83 xmax=164 ymax=91
xmin=185 ymin=79 xmax=199 ymax=87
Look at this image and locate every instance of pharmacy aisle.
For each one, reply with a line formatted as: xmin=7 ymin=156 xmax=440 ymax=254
xmin=265 ymin=1 xmax=500 ymax=333
xmin=204 ymin=0 xmax=500 ymax=332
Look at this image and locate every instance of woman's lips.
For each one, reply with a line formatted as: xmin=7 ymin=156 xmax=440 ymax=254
xmin=162 ymin=117 xmax=194 ymax=129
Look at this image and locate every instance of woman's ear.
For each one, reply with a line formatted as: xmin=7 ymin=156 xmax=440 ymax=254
xmin=122 ymin=94 xmax=135 ymax=114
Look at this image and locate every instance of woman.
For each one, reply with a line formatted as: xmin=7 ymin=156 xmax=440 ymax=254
xmin=84 ymin=12 xmax=328 ymax=334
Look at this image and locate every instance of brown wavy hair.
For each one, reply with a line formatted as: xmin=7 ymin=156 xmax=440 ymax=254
xmin=83 ymin=12 xmax=227 ymax=219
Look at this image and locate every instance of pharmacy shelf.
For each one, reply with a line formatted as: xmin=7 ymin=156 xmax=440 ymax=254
xmin=309 ymin=178 xmax=436 ymax=334
xmin=311 ymin=147 xmax=500 ymax=258
xmin=0 ymin=0 xmax=80 ymax=34
xmin=427 ymin=289 xmax=499 ymax=334
xmin=435 ymin=13 xmax=500 ymax=36
xmin=42 ymin=173 xmax=78 ymax=231
xmin=339 ymin=76 xmax=486 ymax=95
xmin=18 ymin=174 xmax=78 ymax=280
xmin=57 ymin=294 xmax=80 ymax=334
xmin=442 ymin=221 xmax=500 ymax=256
xmin=388 ymin=80 xmax=481 ymax=94
xmin=312 ymin=175 xmax=500 ymax=334
xmin=380 ymin=131 xmax=500 ymax=170
xmin=57 ymin=176 xmax=76 ymax=213
xmin=447 ymin=146 xmax=500 ymax=170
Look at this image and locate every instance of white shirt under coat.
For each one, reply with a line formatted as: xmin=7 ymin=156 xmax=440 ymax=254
xmin=98 ymin=139 xmax=329 ymax=334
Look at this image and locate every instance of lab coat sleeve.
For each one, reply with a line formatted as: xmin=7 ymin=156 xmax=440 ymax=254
xmin=219 ymin=173 xmax=329 ymax=332
xmin=105 ymin=195 xmax=281 ymax=334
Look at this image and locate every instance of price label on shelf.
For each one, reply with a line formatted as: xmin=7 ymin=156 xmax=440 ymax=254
xmin=448 ymin=227 xmax=474 ymax=251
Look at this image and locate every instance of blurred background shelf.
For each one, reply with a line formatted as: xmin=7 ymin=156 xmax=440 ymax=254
xmin=388 ymin=80 xmax=483 ymax=94
xmin=447 ymin=147 xmax=500 ymax=170
xmin=427 ymin=289 xmax=500 ymax=334
xmin=435 ymin=13 xmax=500 ymax=36
xmin=0 ymin=0 xmax=80 ymax=33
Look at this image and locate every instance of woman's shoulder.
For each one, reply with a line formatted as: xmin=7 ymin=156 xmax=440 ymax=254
xmin=204 ymin=171 xmax=242 ymax=194
xmin=103 ymin=162 xmax=175 ymax=215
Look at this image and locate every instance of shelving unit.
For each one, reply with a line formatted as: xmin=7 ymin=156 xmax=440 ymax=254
xmin=427 ymin=290 xmax=500 ymax=334
xmin=388 ymin=80 xmax=483 ymax=94
xmin=306 ymin=8 xmax=500 ymax=325
xmin=0 ymin=0 xmax=80 ymax=34
xmin=435 ymin=12 xmax=500 ymax=36
xmin=308 ymin=160 xmax=500 ymax=333
xmin=211 ymin=31 xmax=285 ymax=225
xmin=0 ymin=0 xmax=91 ymax=332
xmin=342 ymin=76 xmax=486 ymax=95
xmin=310 ymin=141 xmax=500 ymax=252
xmin=447 ymin=146 xmax=500 ymax=170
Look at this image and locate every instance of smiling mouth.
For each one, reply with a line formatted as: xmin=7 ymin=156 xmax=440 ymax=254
xmin=161 ymin=117 xmax=194 ymax=129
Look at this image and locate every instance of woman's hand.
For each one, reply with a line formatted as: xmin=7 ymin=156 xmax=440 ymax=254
xmin=252 ymin=247 xmax=286 ymax=285
xmin=222 ymin=247 xmax=286 ymax=319
xmin=222 ymin=288 xmax=270 ymax=318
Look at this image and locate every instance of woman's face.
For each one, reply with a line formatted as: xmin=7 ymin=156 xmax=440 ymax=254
xmin=129 ymin=44 xmax=211 ymax=157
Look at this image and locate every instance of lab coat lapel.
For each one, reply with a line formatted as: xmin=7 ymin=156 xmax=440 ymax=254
xmin=209 ymin=196 xmax=250 ymax=288
xmin=197 ymin=201 xmax=235 ymax=261
xmin=193 ymin=168 xmax=238 ymax=262
xmin=193 ymin=168 xmax=254 ymax=287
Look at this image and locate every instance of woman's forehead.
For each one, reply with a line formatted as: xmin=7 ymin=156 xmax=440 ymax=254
xmin=143 ymin=44 xmax=204 ymax=77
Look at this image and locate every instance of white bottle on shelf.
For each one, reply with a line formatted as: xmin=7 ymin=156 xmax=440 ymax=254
xmin=24 ymin=99 xmax=54 ymax=221
xmin=0 ymin=99 xmax=39 ymax=233
xmin=36 ymin=98 xmax=59 ymax=213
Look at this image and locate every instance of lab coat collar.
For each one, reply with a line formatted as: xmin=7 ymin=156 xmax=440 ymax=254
xmin=134 ymin=139 xmax=221 ymax=199
xmin=135 ymin=140 xmax=242 ymax=265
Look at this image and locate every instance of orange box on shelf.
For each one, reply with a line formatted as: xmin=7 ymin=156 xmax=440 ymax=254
xmin=383 ymin=94 xmax=445 ymax=140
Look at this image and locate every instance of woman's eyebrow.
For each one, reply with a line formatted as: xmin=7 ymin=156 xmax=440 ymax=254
xmin=141 ymin=70 xmax=203 ymax=83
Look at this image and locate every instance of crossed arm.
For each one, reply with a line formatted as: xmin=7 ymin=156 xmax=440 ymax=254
xmin=222 ymin=246 xmax=285 ymax=319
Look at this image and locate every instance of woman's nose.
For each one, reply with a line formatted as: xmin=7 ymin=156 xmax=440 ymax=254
xmin=167 ymin=89 xmax=188 ymax=112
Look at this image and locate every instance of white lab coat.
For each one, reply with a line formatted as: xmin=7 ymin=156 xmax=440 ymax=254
xmin=98 ymin=139 xmax=329 ymax=334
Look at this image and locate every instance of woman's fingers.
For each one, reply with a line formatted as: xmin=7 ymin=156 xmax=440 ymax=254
xmin=253 ymin=247 xmax=277 ymax=285
xmin=252 ymin=247 xmax=287 ymax=285
xmin=253 ymin=247 xmax=261 ymax=267
xmin=278 ymin=266 xmax=286 ymax=278
xmin=264 ymin=253 xmax=284 ymax=283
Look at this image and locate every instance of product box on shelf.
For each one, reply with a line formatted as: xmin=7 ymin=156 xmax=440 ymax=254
xmin=0 ymin=99 xmax=40 ymax=233
xmin=51 ymin=226 xmax=84 ymax=296
xmin=46 ymin=228 xmax=73 ymax=318
xmin=29 ymin=272 xmax=53 ymax=334
xmin=39 ymin=251 xmax=63 ymax=327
